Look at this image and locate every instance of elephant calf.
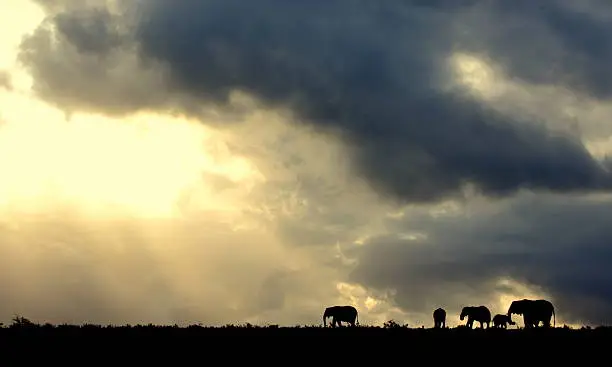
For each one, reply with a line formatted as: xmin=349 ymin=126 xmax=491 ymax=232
xmin=492 ymin=314 xmax=515 ymax=329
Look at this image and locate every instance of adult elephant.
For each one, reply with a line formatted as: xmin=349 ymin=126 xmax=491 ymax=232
xmin=507 ymin=299 xmax=555 ymax=328
xmin=323 ymin=305 xmax=359 ymax=327
xmin=433 ymin=308 xmax=446 ymax=329
xmin=460 ymin=306 xmax=491 ymax=329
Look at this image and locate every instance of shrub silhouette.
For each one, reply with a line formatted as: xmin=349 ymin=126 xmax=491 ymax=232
xmin=11 ymin=315 xmax=37 ymax=329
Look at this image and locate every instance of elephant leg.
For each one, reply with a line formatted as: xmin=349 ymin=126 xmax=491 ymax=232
xmin=544 ymin=318 xmax=552 ymax=328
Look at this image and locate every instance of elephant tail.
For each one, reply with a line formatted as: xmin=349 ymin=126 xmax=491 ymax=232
xmin=356 ymin=313 xmax=359 ymax=326
xmin=553 ymin=307 xmax=556 ymax=328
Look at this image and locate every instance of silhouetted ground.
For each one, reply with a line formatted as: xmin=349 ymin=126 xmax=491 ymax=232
xmin=0 ymin=317 xmax=607 ymax=361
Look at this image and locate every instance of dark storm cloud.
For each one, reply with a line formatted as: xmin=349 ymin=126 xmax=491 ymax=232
xmin=19 ymin=0 xmax=612 ymax=204
xmin=467 ymin=0 xmax=612 ymax=99
xmin=348 ymin=193 xmax=612 ymax=326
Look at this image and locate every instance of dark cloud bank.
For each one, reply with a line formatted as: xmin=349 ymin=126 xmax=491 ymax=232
xmin=18 ymin=0 xmax=612 ymax=325
xmin=349 ymin=193 xmax=612 ymax=326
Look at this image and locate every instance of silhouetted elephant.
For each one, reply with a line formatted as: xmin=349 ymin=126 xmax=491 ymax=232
xmin=460 ymin=306 xmax=491 ymax=329
xmin=507 ymin=299 xmax=555 ymax=328
xmin=492 ymin=314 xmax=515 ymax=329
xmin=433 ymin=308 xmax=446 ymax=328
xmin=323 ymin=305 xmax=359 ymax=327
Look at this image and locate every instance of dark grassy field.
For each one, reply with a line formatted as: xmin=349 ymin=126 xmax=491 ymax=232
xmin=0 ymin=316 xmax=607 ymax=361
xmin=1 ymin=316 xmax=609 ymax=341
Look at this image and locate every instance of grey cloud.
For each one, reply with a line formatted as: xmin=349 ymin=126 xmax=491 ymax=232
xmin=53 ymin=8 xmax=124 ymax=55
xmin=17 ymin=6 xmax=206 ymax=117
xmin=222 ymin=115 xmax=393 ymax=248
xmin=19 ymin=0 xmax=612 ymax=205
xmin=348 ymin=192 xmax=612 ymax=326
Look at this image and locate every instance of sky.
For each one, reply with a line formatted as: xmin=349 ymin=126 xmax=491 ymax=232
xmin=0 ymin=0 xmax=611 ymax=328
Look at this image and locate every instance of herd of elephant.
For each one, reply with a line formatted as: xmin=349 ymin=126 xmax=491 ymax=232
xmin=323 ymin=299 xmax=556 ymax=329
